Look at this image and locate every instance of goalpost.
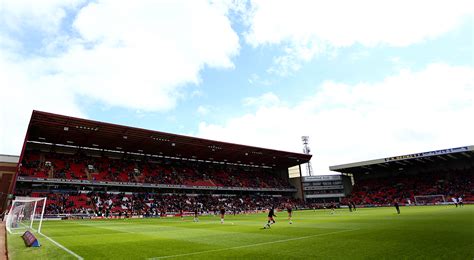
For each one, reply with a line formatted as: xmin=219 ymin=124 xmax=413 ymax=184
xmin=5 ymin=197 xmax=47 ymax=234
xmin=414 ymin=195 xmax=446 ymax=205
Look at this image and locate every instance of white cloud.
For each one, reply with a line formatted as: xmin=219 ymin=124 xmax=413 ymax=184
xmin=244 ymin=0 xmax=473 ymax=74
xmin=0 ymin=0 xmax=240 ymax=155
xmin=266 ymin=53 xmax=302 ymax=76
xmin=54 ymin=0 xmax=239 ymax=110
xmin=0 ymin=0 xmax=83 ymax=34
xmin=197 ymin=105 xmax=211 ymax=116
xmin=248 ymin=73 xmax=272 ymax=86
xmin=197 ymin=63 xmax=474 ymax=174
xmin=0 ymin=53 xmax=86 ymax=155
xmin=243 ymin=92 xmax=281 ymax=107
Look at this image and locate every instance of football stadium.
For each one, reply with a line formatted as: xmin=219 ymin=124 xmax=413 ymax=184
xmin=0 ymin=111 xmax=473 ymax=259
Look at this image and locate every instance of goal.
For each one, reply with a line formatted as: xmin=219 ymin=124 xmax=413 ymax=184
xmin=414 ymin=195 xmax=446 ymax=205
xmin=5 ymin=197 xmax=47 ymax=234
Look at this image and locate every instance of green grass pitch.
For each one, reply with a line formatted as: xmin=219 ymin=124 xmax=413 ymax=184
xmin=7 ymin=205 xmax=474 ymax=259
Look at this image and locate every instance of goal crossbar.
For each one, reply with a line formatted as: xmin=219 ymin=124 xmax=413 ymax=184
xmin=5 ymin=197 xmax=47 ymax=234
xmin=414 ymin=195 xmax=446 ymax=205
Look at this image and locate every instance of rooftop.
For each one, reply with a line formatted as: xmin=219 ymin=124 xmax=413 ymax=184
xmin=0 ymin=154 xmax=19 ymax=164
xmin=23 ymin=110 xmax=311 ymax=169
xmin=329 ymin=146 xmax=474 ymax=175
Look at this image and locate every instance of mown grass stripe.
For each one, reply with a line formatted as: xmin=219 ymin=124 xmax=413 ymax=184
xmin=38 ymin=232 xmax=84 ymax=260
xmin=149 ymin=228 xmax=359 ymax=259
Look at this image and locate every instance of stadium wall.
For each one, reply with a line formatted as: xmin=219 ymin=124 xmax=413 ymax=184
xmin=275 ymin=168 xmax=291 ymax=182
xmin=289 ymin=177 xmax=304 ymax=200
xmin=0 ymin=155 xmax=19 ymax=213
xmin=342 ymin=175 xmax=353 ymax=195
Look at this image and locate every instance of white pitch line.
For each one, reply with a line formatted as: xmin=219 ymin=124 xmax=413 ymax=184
xmin=38 ymin=232 xmax=84 ymax=260
xmin=149 ymin=228 xmax=360 ymax=259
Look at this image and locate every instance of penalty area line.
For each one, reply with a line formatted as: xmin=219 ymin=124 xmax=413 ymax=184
xmin=38 ymin=232 xmax=84 ymax=260
xmin=149 ymin=228 xmax=360 ymax=259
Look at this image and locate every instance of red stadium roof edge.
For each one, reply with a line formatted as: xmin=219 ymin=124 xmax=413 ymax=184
xmin=22 ymin=110 xmax=311 ymax=169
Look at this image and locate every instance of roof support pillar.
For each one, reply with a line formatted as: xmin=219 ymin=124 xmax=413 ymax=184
xmin=298 ymin=164 xmax=305 ymax=203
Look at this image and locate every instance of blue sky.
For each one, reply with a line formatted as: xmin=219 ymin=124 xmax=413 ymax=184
xmin=1 ymin=0 xmax=473 ymax=174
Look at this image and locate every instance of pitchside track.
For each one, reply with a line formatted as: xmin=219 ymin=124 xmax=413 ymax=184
xmin=8 ymin=205 xmax=474 ymax=259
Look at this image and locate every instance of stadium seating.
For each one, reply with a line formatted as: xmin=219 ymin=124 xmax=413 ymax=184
xmin=19 ymin=150 xmax=293 ymax=190
xmin=344 ymin=169 xmax=474 ymax=205
xmin=23 ymin=190 xmax=300 ymax=216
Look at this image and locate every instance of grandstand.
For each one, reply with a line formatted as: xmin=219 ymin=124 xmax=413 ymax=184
xmin=330 ymin=146 xmax=474 ymax=206
xmin=12 ymin=110 xmax=312 ymax=217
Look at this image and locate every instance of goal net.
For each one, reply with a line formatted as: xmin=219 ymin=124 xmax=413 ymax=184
xmin=5 ymin=197 xmax=47 ymax=234
xmin=414 ymin=195 xmax=446 ymax=205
